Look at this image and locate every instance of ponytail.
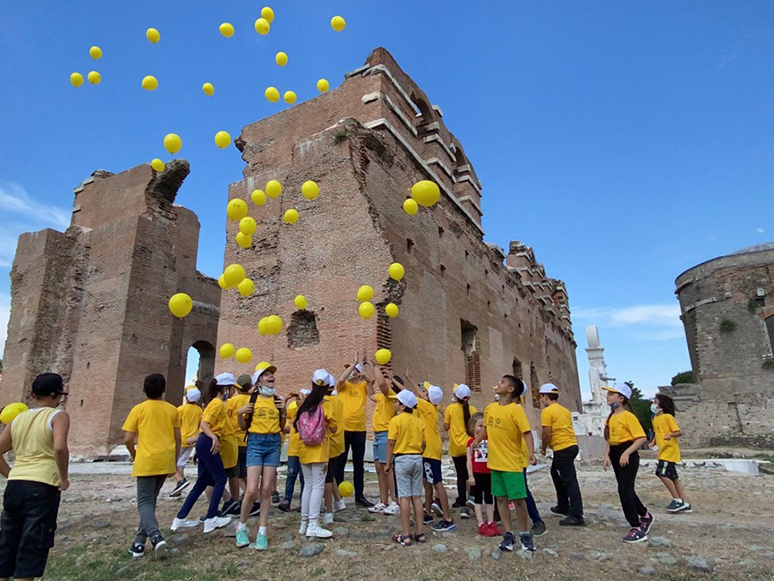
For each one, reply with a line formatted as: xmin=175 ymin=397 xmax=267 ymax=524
xmin=460 ymin=398 xmax=471 ymax=433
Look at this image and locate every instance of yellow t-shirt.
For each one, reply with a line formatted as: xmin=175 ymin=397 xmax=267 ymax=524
xmin=202 ymin=398 xmax=229 ymax=438
xmin=417 ymin=399 xmax=442 ymax=461
xmin=227 ymin=393 xmax=251 ymax=447
xmin=248 ymin=396 xmax=282 ymax=434
xmin=286 ymin=403 xmax=300 ymax=457
xmin=177 ymin=403 xmax=203 ymax=443
xmin=444 ymin=402 xmax=477 ymax=457
xmin=372 ymin=392 xmax=396 ymax=432
xmin=540 ymin=403 xmax=577 ymax=452
xmin=298 ymin=400 xmax=337 ymax=464
xmin=9 ymin=408 xmax=61 ymax=487
xmin=122 ymin=399 xmax=181 ymax=477
xmin=387 ymin=411 xmax=425 ymax=455
xmin=653 ymin=413 xmax=681 ymax=463
xmin=326 ymin=394 xmax=345 ymax=459
xmin=339 ymin=380 xmax=368 ymax=431
xmin=606 ymin=410 xmax=646 ymax=445
xmin=484 ymin=402 xmax=531 ymax=472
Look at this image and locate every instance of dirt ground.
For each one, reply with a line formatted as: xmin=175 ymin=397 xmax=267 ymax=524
xmin=18 ymin=455 xmax=774 ymax=581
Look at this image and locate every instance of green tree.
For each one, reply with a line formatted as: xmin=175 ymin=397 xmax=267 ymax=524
xmin=624 ymin=381 xmax=652 ymax=434
xmin=671 ymin=370 xmax=694 ymax=385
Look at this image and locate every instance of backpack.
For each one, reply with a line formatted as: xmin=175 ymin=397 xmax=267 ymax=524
xmin=297 ymin=405 xmax=327 ymax=446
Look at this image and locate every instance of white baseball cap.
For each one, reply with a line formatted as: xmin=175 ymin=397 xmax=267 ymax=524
xmin=353 ymin=364 xmax=363 ymax=373
xmin=216 ymin=372 xmax=237 ymax=386
xmin=313 ymin=369 xmax=333 ymax=387
xmin=300 ymin=389 xmax=311 ymax=396
xmin=539 ymin=383 xmax=559 ymax=394
xmin=427 ymin=385 xmax=443 ymax=405
xmin=603 ymin=382 xmax=632 ymax=399
xmin=454 ymin=384 xmax=471 ymax=399
xmin=327 ymin=373 xmax=337 ymax=387
xmin=186 ymin=387 xmax=201 ymax=403
xmin=396 ymin=389 xmax=418 ymax=409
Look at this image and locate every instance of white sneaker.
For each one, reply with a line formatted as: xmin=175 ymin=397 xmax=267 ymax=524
xmin=298 ymin=520 xmax=308 ymax=535
xmin=334 ymin=499 xmax=347 ymax=513
xmin=203 ymin=516 xmax=231 ymax=534
xmin=368 ymin=502 xmax=387 ymax=514
xmin=382 ymin=502 xmax=400 ymax=515
xmin=170 ymin=518 xmax=200 ymax=531
xmin=323 ymin=512 xmax=334 ymax=524
xmin=306 ymin=520 xmax=333 ymax=539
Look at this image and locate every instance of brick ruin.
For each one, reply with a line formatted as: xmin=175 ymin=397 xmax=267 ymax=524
xmin=665 ymin=243 xmax=774 ymax=448
xmin=0 ymin=161 xmax=220 ymax=455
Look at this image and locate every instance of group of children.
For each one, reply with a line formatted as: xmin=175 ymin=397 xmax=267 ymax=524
xmin=0 ymin=367 xmax=693 ymax=578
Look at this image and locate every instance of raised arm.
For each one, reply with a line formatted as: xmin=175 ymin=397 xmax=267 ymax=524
xmin=403 ymin=368 xmax=420 ymax=396
xmin=338 ymin=350 xmax=361 ymax=387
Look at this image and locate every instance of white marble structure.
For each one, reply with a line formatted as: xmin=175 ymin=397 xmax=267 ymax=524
xmin=573 ymin=325 xmax=616 ymax=437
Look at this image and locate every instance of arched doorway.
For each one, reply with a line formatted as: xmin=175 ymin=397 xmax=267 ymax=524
xmin=187 ymin=340 xmax=215 ymax=391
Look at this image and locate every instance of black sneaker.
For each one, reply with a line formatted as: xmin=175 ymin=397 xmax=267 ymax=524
xmin=623 ymin=526 xmax=648 ymax=543
xmin=640 ymin=512 xmax=654 ymax=535
xmin=460 ymin=507 xmax=471 ymax=519
xmin=151 ymin=536 xmax=168 ymax=559
xmin=271 ymin=491 xmax=280 ymax=504
xmin=277 ymin=501 xmax=290 ymax=513
xmin=169 ymin=479 xmax=189 ymax=498
xmin=466 ymin=496 xmax=475 ymax=509
xmin=530 ymin=521 xmax=547 ymax=537
xmin=559 ymin=515 xmax=586 ymax=527
xmin=431 ymin=498 xmax=443 ymax=517
xmin=499 ymin=531 xmax=516 ymax=551
xmin=129 ymin=542 xmax=145 ymax=558
xmin=520 ymin=532 xmax=535 ymax=552
xmin=423 ymin=512 xmax=434 ymax=525
xmin=451 ymin=498 xmax=466 ymax=509
xmin=549 ymin=505 xmax=569 ymax=516
xmin=249 ymin=502 xmax=261 ymax=517
xmin=221 ymin=500 xmax=240 ymax=516
xmin=432 ymin=519 xmax=457 ymax=532
xmin=355 ymin=496 xmax=374 ymax=508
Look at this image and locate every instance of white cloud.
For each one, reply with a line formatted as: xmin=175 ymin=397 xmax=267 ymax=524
xmin=0 ymin=183 xmax=70 ymax=231
xmin=0 ymin=231 xmax=18 ymax=268
xmin=0 ymin=292 xmax=9 ymax=358
xmin=573 ymin=303 xmax=682 ymax=341
xmin=757 ymin=228 xmax=765 ymax=234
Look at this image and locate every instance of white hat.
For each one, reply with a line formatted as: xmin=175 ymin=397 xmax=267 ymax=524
xmin=603 ymin=382 xmax=632 ymax=399
xmin=354 ymin=364 xmax=363 ymax=373
xmin=186 ymin=387 xmax=201 ymax=403
xmin=539 ymin=383 xmax=559 ymax=394
xmin=396 ymin=389 xmax=418 ymax=409
xmin=313 ymin=369 xmax=333 ymax=387
xmin=327 ymin=373 xmax=337 ymax=387
xmin=216 ymin=372 xmax=237 ymax=386
xmin=252 ymin=362 xmax=277 ymax=384
xmin=300 ymin=389 xmax=311 ymax=396
xmin=427 ymin=385 xmax=443 ymax=405
xmin=454 ymin=384 xmax=471 ymax=399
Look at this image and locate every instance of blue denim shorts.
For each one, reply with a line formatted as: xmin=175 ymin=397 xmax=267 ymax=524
xmin=246 ymin=433 xmax=281 ymax=468
xmin=373 ymin=430 xmax=388 ymax=464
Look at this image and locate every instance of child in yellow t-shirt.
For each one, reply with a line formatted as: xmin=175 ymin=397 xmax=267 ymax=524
xmin=171 ymin=387 xmax=202 ymax=498
xmin=471 ymin=375 xmax=535 ymax=553
xmin=385 ymin=390 xmax=426 ymax=546
xmin=651 ymin=394 xmax=691 ymax=513
xmin=222 ymin=375 xmax=253 ymax=516
xmin=323 ymin=373 xmax=347 ymax=523
xmin=443 ymin=384 xmax=477 ymax=518
xmin=278 ymin=390 xmax=307 ymax=512
xmin=122 ymin=374 xmax=181 ymax=558
xmin=603 ymin=384 xmax=652 ymax=543
xmin=368 ymin=365 xmax=399 ymax=515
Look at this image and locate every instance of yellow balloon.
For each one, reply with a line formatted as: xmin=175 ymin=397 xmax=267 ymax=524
xmin=151 ymin=159 xmax=165 ymax=172
xmin=215 ymin=130 xmax=232 ymax=149
xmin=294 ymin=295 xmax=308 ymax=310
xmin=266 ymin=315 xmax=283 ymax=334
xmin=88 ymin=71 xmax=101 ymax=85
xmin=266 ymin=180 xmax=282 ymax=198
xmin=70 ymin=72 xmax=84 ymax=87
xmin=338 ymin=481 xmax=354 ymax=497
xmin=218 ymin=274 xmax=227 ymax=289
xmin=261 ymin=6 xmax=275 ymax=22
xmin=389 ymin=262 xmax=405 ymax=281
xmin=239 ymin=217 xmax=257 ymax=236
xmin=223 ymin=264 xmax=246 ymax=288
xmin=284 ymin=91 xmax=297 ymax=104
xmin=227 ymin=199 xmax=248 ymax=221
xmin=275 ymin=52 xmax=288 ymax=66
xmin=385 ymin=303 xmax=399 ymax=318
xmin=254 ymin=18 xmax=271 ymax=35
xmin=357 ymin=285 xmax=374 ymax=301
xmin=358 ymin=301 xmax=375 ymax=320
xmin=142 ymin=75 xmax=158 ymax=91
xmin=375 ymin=348 xmax=392 ymax=365
xmin=238 ymin=278 xmax=255 ymax=297
xmin=331 ymin=16 xmax=346 ymax=32
xmin=220 ymin=22 xmax=235 ymax=37
xmin=283 ymin=208 xmax=299 ymax=224
xmin=0 ymin=403 xmax=29 ymax=425
xmin=202 ymin=82 xmax=214 ymax=96
xmin=411 ymin=180 xmax=441 ymax=207
xmin=146 ymin=28 xmax=160 ymax=43
xmin=251 ymin=190 xmax=267 ymax=206
xmin=258 ymin=317 xmax=269 ymax=335
xmin=288 ymin=400 xmax=298 ymax=411
xmin=89 ymin=46 xmax=102 ymax=60
xmin=265 ymin=86 xmax=280 ymax=103
xmin=236 ymin=232 xmax=252 ymax=249
xmin=220 ymin=343 xmax=235 ymax=359
xmin=317 ymin=78 xmax=329 ymax=93
xmin=168 ymin=293 xmax=193 ymax=318
xmin=403 ymin=198 xmax=418 ymax=216
xmin=235 ymin=348 xmax=253 ymax=364
xmin=164 ymin=133 xmax=182 ymax=154
xmin=301 ymin=181 xmax=319 ymax=200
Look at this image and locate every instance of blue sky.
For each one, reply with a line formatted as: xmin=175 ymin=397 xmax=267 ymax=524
xmin=1 ymin=1 xmax=772 ymax=397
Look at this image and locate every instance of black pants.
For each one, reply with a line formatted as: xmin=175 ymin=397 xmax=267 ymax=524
xmin=609 ymin=443 xmax=647 ymax=527
xmin=551 ymin=445 xmax=583 ymax=518
xmin=472 ymin=472 xmax=493 ymax=505
xmin=336 ymin=431 xmax=366 ymax=498
xmin=452 ymin=455 xmax=468 ymax=503
xmin=0 ymin=480 xmax=61 ymax=579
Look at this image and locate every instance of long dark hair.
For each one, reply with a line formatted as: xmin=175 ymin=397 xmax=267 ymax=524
xmin=207 ymin=378 xmax=225 ymax=403
xmin=604 ymin=394 xmax=631 ymax=441
xmin=454 ymin=395 xmax=471 ymax=430
xmin=654 ymin=394 xmax=676 ymax=416
xmin=294 ymin=383 xmax=327 ymax=431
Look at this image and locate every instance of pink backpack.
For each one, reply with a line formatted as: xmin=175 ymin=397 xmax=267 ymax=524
xmin=297 ymin=405 xmax=327 ymax=446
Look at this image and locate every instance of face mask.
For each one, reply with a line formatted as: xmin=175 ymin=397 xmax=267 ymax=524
xmin=650 ymin=403 xmax=658 ymax=414
xmin=259 ymin=386 xmax=276 ymax=397
xmin=610 ymin=402 xmax=621 ymax=410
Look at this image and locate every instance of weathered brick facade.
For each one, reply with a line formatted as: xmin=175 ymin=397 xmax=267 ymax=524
xmin=216 ymin=48 xmax=582 ymax=422
xmin=667 ymin=243 xmax=774 ymax=448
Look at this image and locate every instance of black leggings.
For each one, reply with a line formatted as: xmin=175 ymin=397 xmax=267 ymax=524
xmin=609 ymin=442 xmax=648 ymax=527
xmin=335 ymin=431 xmax=366 ymax=497
xmin=472 ymin=472 xmax=493 ymax=505
xmin=452 ymin=455 xmax=469 ymax=503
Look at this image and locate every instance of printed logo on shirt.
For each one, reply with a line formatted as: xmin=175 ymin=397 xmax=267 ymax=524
xmin=472 ymin=440 xmax=488 ymax=464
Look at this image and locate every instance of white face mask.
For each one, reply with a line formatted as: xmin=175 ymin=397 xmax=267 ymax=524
xmin=651 ymin=403 xmax=659 ymax=414
xmin=259 ymin=386 xmax=276 ymax=397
